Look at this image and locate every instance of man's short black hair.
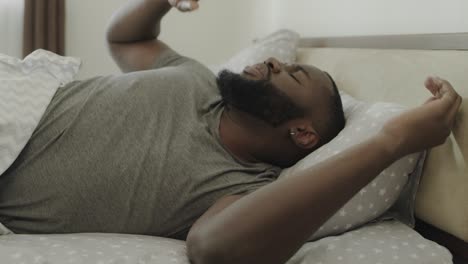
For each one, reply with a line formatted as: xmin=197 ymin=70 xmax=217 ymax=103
xmin=319 ymin=72 xmax=346 ymax=146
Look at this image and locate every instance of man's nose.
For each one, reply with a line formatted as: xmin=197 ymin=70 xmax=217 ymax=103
xmin=264 ymin=57 xmax=282 ymax=74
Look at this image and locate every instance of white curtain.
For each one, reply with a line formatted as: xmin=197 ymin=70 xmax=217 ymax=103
xmin=0 ymin=0 xmax=24 ymax=57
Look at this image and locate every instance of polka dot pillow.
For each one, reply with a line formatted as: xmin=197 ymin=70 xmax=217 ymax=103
xmin=209 ymin=29 xmax=300 ymax=73
xmin=0 ymin=221 xmax=451 ymax=264
xmin=288 ymin=220 xmax=452 ymax=264
xmin=279 ymin=92 xmax=424 ymax=241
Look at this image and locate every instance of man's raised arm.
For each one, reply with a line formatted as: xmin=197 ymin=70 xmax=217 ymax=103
xmin=106 ymin=0 xmax=184 ymax=72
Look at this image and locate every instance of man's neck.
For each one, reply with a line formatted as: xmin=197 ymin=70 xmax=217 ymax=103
xmin=218 ymin=108 xmax=304 ymax=168
xmin=218 ymin=109 xmax=269 ymax=164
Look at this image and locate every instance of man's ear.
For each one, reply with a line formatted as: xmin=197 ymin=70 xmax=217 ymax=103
xmin=289 ymin=124 xmax=320 ymax=149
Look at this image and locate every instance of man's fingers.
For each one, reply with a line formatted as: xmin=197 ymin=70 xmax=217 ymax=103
xmin=168 ymin=0 xmax=179 ymax=7
xmin=179 ymin=1 xmax=199 ymax=11
xmin=168 ymin=0 xmax=199 ymax=11
xmin=447 ymin=95 xmax=463 ymax=127
xmin=433 ymin=77 xmax=462 ymax=127
xmin=424 ymin=77 xmax=439 ymax=97
xmin=436 ymin=77 xmax=459 ymax=99
xmin=423 ymin=76 xmax=462 ymax=128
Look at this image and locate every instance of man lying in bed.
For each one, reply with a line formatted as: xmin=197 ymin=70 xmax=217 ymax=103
xmin=0 ymin=0 xmax=462 ymax=263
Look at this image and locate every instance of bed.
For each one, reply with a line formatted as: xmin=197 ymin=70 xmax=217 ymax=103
xmin=0 ymin=32 xmax=467 ymax=264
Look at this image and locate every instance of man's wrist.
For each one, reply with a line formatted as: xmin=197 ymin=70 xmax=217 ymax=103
xmin=372 ymin=132 xmax=404 ymax=162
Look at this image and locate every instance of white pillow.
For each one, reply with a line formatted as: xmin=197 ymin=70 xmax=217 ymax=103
xmin=210 ymin=29 xmax=300 ymax=73
xmin=0 ymin=50 xmax=81 ymax=176
xmin=279 ymin=92 xmax=424 ymax=241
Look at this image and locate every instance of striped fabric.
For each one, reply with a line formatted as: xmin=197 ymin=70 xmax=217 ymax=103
xmin=0 ymin=49 xmax=80 ymax=176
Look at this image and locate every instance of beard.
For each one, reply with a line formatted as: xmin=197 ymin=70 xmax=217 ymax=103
xmin=216 ymin=70 xmax=305 ymax=127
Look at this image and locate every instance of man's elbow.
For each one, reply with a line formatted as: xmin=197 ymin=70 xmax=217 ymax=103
xmin=105 ymin=22 xmax=127 ymax=44
xmin=105 ymin=27 xmax=118 ymax=44
xmin=186 ymin=229 xmax=228 ymax=264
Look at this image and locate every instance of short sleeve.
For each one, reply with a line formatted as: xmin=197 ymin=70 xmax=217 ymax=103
xmin=225 ymin=167 xmax=282 ymax=196
xmin=151 ymin=48 xmax=196 ymax=69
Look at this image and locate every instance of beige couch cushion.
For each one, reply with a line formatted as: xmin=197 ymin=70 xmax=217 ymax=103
xmin=297 ymin=47 xmax=467 ymax=242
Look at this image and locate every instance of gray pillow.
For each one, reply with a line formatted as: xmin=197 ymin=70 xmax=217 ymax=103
xmin=378 ymin=151 xmax=426 ymax=228
xmin=279 ymin=92 xmax=425 ymax=241
xmin=286 ymin=220 xmax=451 ymax=264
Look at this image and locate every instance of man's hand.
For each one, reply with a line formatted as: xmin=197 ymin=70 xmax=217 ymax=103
xmin=380 ymin=77 xmax=462 ymax=157
xmin=168 ymin=0 xmax=199 ymax=12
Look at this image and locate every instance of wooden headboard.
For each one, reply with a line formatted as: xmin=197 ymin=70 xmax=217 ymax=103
xmin=299 ymin=32 xmax=468 ymax=50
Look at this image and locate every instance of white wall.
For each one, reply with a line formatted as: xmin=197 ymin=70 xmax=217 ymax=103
xmin=66 ymin=0 xmax=124 ymax=78
xmin=271 ymin=0 xmax=468 ymax=37
xmin=66 ymin=0 xmax=468 ymax=79
xmin=66 ymin=0 xmax=273 ymax=79
xmin=0 ymin=0 xmax=24 ymax=57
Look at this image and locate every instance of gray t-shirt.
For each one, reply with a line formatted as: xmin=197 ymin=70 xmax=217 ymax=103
xmin=0 ymin=50 xmax=280 ymax=239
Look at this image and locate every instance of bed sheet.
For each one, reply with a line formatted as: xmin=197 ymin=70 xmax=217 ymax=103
xmin=0 ymin=220 xmax=451 ymax=264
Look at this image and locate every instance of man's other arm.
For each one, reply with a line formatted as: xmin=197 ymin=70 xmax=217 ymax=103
xmin=106 ymin=0 xmax=174 ymax=73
